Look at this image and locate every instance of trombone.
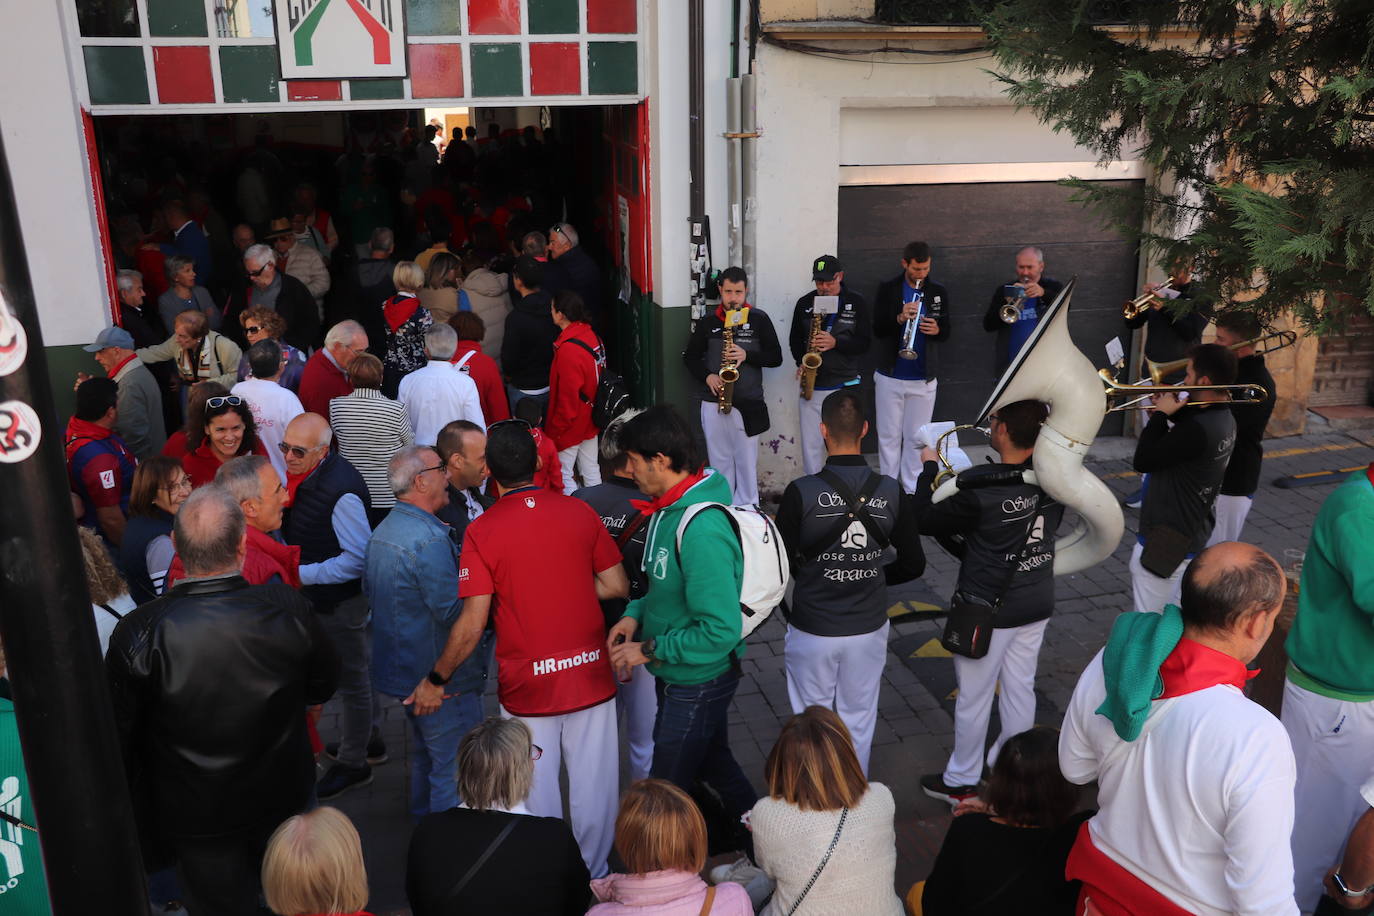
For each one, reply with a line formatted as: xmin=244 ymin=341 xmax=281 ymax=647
xmin=1138 ymin=329 xmax=1297 ymax=387
xmin=1099 ymin=370 xmax=1269 ymax=413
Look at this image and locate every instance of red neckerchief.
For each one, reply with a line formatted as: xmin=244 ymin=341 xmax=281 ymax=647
xmin=108 ymin=353 xmax=138 ymax=379
xmin=65 ymin=416 xmax=114 ymax=461
xmin=383 ymin=293 xmax=421 ymax=332
xmin=630 ymin=467 xmax=707 ymax=514
xmin=285 ymin=456 xmax=326 ymax=507
xmin=1156 ymin=637 xmax=1258 ymax=699
xmin=246 ymin=525 xmax=302 ymax=588
xmin=1366 ymin=461 xmax=1374 ymax=488
xmin=714 ymin=303 xmax=750 ymax=324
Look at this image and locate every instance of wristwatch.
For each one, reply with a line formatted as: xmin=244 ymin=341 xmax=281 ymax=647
xmin=1332 ymin=872 xmax=1374 ymax=898
xmin=642 ymin=637 xmax=657 ymax=661
xmin=427 ymin=669 xmax=451 ymax=687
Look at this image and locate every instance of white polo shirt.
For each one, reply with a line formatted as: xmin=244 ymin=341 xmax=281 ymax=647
xmin=231 ymin=376 xmax=304 ymax=483
xmin=397 ymin=359 xmax=486 ymax=447
xmin=1060 ymin=649 xmax=1298 ymax=916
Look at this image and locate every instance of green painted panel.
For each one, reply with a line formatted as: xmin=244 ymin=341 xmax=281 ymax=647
xmin=83 ymin=46 xmax=149 ymax=105
xmin=653 ymin=303 xmax=694 ymax=411
xmin=349 ymin=78 xmax=406 ymax=100
xmin=219 ymin=46 xmax=280 ymax=103
xmin=528 ymin=0 xmax=579 ymax=34
xmin=45 ymin=345 xmax=103 ymax=423
xmin=470 ymin=43 xmax=522 ymax=96
xmin=406 ymin=0 xmax=462 ymax=35
xmin=147 ymin=0 xmax=207 ymax=36
xmin=588 ymin=41 xmax=637 ymax=95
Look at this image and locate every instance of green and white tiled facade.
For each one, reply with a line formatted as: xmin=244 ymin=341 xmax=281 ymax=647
xmin=73 ymin=0 xmax=643 ymax=110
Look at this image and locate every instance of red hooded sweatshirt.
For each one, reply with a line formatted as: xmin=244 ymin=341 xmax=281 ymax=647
xmin=545 ymin=321 xmax=601 ymax=450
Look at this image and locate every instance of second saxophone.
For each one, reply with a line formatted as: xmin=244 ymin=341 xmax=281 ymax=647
xmin=799 ymin=308 xmax=824 ymax=400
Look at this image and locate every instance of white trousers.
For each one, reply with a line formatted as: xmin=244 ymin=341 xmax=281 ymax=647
xmin=700 ymin=401 xmax=759 ymax=506
xmin=558 ymin=436 xmax=602 ymax=495
xmin=798 ymin=392 xmax=828 ymax=476
xmin=874 ymin=374 xmax=938 ymax=493
xmin=1205 ymin=494 xmax=1253 ymax=547
xmin=784 ymin=622 xmax=891 ymax=776
xmin=501 ymin=698 xmax=618 ymax=878
xmin=1281 ymin=679 xmax=1374 ymax=914
xmin=617 ymin=662 xmax=657 ymax=782
xmin=1129 ymin=541 xmax=1187 ymax=615
xmin=944 ymin=618 xmax=1048 ymax=787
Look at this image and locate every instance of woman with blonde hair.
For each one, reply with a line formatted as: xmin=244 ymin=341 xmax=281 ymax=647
xmin=751 ymin=706 xmax=904 ymax=915
xmin=381 ymin=260 xmax=433 ymax=397
xmin=589 ymin=779 xmax=752 ymax=914
xmin=262 ymin=806 xmax=372 ymax=916
xmin=78 ymin=524 xmax=135 ymax=656
xmin=406 ymin=716 xmax=588 ymax=914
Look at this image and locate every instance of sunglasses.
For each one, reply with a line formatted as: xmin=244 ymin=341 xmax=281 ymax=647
xmin=247 ymin=264 xmax=271 ymax=278
xmin=244 ymin=324 xmax=265 ymax=335
xmin=206 ymin=396 xmax=243 ymax=409
xmin=278 ymin=441 xmax=322 ymax=459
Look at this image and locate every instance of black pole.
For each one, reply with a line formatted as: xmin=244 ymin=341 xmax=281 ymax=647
xmin=0 ymin=132 xmax=151 ymax=912
xmin=689 ymin=0 xmax=705 ymax=220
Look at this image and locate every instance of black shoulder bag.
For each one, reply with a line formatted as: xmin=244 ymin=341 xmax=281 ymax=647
xmin=443 ymin=816 xmax=519 ymax=903
xmin=941 ymin=493 xmax=1040 ymax=659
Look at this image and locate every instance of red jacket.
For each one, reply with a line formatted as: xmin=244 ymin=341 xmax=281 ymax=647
xmin=299 ymin=349 xmax=353 ymax=417
xmin=546 ymin=322 xmax=601 ymax=450
xmin=533 ymin=428 xmax=562 ymax=493
xmin=181 ymin=439 xmax=268 ymax=489
xmin=167 ymin=524 xmax=302 ymax=588
xmin=450 ymin=340 xmax=510 ymax=423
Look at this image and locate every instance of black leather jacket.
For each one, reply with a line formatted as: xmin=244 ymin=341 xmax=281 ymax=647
xmin=106 ymin=575 xmax=339 ymax=844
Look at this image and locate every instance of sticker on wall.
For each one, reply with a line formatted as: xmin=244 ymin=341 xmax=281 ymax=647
xmin=0 ymin=291 xmax=27 ymax=378
xmin=276 ymin=0 xmax=408 ymax=80
xmin=0 ymin=400 xmax=40 ymax=464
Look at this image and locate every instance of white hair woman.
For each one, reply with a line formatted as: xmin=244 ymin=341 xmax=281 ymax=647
xmin=262 ymin=807 xmax=370 ymax=916
xmin=405 ymin=717 xmax=589 ymax=914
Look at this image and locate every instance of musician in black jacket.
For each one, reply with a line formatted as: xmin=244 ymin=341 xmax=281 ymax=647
xmin=983 ymin=246 xmax=1064 ymax=373
xmin=1125 ymin=260 xmax=1210 ymax=378
xmin=775 ymin=391 xmax=925 ymax=774
xmin=872 ymin=241 xmax=952 ymax=492
xmin=1208 ymin=312 xmax=1276 ymax=545
xmin=913 ymin=399 xmax=1063 ymax=806
xmin=682 ymin=266 xmax=783 ymax=506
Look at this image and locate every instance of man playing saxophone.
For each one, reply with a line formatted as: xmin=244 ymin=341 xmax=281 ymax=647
xmin=682 ymin=266 xmax=782 ymax=506
xmin=789 ymin=255 xmax=871 ymax=475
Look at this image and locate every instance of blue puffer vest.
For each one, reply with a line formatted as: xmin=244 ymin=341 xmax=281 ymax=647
xmin=119 ymin=509 xmax=175 ymax=605
xmin=283 ymin=451 xmax=371 ymax=611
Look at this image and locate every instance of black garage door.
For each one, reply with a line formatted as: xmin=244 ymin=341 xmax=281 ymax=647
xmin=838 ymin=180 xmax=1143 ymax=441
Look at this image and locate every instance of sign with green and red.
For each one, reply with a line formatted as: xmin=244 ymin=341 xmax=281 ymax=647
xmin=276 ymin=0 xmax=407 ymax=79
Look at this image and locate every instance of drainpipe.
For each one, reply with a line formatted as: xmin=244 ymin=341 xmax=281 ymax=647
xmin=741 ymin=72 xmax=758 ymax=287
xmin=688 ymin=0 xmax=711 ymax=322
xmin=726 ymin=78 xmax=742 ymax=270
xmin=0 ymin=133 xmax=151 ymax=914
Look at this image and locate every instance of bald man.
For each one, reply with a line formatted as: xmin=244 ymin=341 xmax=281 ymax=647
xmin=107 ymin=486 xmax=339 ymax=914
xmin=278 ymin=413 xmax=380 ymax=801
xmin=983 ymin=246 xmax=1064 ymax=371
xmin=1059 ymin=542 xmax=1297 ymax=914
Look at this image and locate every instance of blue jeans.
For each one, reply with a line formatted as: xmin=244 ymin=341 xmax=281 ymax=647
xmin=403 ymin=691 xmax=483 ymax=822
xmin=651 ymin=668 xmax=758 ymax=831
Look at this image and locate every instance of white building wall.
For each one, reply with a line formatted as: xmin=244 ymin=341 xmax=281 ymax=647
xmin=0 ymin=2 xmax=109 ymax=348
xmin=748 ymin=44 xmax=1137 ymax=496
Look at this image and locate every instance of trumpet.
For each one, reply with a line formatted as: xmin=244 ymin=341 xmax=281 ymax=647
xmin=898 ymin=279 xmax=925 ymax=359
xmin=1138 ymin=329 xmax=1297 ymax=387
xmin=1123 ymin=281 xmax=1174 ymax=320
xmin=999 ymin=285 xmax=1028 ymax=324
xmin=800 ymin=309 xmax=824 ymax=400
xmin=718 ymin=320 xmax=739 ymax=413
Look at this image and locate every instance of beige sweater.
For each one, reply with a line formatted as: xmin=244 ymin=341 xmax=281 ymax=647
xmin=752 ymin=782 xmax=904 ymax=916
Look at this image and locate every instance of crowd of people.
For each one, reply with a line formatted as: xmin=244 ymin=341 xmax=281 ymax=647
xmin=21 ymin=120 xmax=1364 ymax=915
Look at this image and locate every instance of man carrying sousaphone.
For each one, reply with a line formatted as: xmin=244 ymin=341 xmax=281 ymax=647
xmin=912 ymin=399 xmax=1064 ymax=805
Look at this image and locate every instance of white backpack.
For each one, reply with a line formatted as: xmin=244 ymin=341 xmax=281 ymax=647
xmin=675 ymin=503 xmax=790 ymax=640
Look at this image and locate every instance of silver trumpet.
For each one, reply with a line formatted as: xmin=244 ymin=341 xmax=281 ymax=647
xmin=898 ymin=279 xmax=925 ymax=359
xmin=999 ymin=284 xmax=1028 ymax=324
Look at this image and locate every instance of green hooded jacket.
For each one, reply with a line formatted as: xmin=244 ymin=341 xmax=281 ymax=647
xmin=625 ymin=470 xmax=745 ymax=686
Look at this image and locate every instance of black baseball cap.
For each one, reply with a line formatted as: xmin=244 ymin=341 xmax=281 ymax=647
xmin=812 ymin=255 xmax=842 ymax=280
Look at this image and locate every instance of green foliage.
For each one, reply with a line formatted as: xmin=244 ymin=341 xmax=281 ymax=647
xmin=984 ymin=0 xmax=1374 ymax=331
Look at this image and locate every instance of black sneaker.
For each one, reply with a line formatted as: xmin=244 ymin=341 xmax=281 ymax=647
xmin=323 ymin=736 xmax=388 ymax=766
xmin=920 ymin=773 xmax=978 ymax=806
xmin=317 ymin=762 xmax=372 ymax=800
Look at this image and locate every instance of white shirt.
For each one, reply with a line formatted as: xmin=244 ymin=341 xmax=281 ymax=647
xmin=397 ymin=360 xmax=486 ymax=447
xmin=232 ymin=376 xmax=305 ymax=482
xmin=1060 ymin=650 xmax=1298 ymax=915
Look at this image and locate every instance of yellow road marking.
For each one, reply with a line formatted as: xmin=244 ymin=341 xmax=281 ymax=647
xmin=911 ymin=638 xmax=952 ymax=659
xmin=887 ymin=600 xmax=943 ymax=619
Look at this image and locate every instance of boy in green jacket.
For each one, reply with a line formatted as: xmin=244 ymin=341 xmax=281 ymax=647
xmin=608 ymin=405 xmax=757 ymax=849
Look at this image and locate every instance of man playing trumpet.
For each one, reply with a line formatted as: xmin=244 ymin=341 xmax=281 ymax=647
xmin=1124 ymin=258 xmax=1210 ymax=383
xmin=982 ymin=246 xmax=1064 ymax=372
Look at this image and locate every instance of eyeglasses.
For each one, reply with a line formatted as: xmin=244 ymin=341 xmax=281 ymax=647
xmin=549 ymin=224 xmax=569 ymax=241
xmin=531 ymin=744 xmax=543 ymax=761
xmin=161 ymin=478 xmax=193 ymax=493
xmin=247 ymin=264 xmax=271 ymax=278
xmin=278 ymin=441 xmax=323 ymax=459
xmin=419 ymin=463 xmax=445 ymax=476
xmin=487 ymin=418 xmax=532 ymax=434
xmin=244 ymin=325 xmax=265 ymax=335
xmin=206 ymin=396 xmax=243 ymax=409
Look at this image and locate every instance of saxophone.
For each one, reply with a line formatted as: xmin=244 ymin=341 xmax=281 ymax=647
xmin=718 ymin=319 xmax=740 ymax=413
xmin=799 ymin=309 xmax=824 ymax=400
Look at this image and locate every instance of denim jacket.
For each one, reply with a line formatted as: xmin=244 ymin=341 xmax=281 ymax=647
xmin=365 ymin=501 xmax=490 ymax=697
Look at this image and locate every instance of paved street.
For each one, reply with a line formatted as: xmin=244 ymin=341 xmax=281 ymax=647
xmin=320 ymin=421 xmax=1372 ymax=914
